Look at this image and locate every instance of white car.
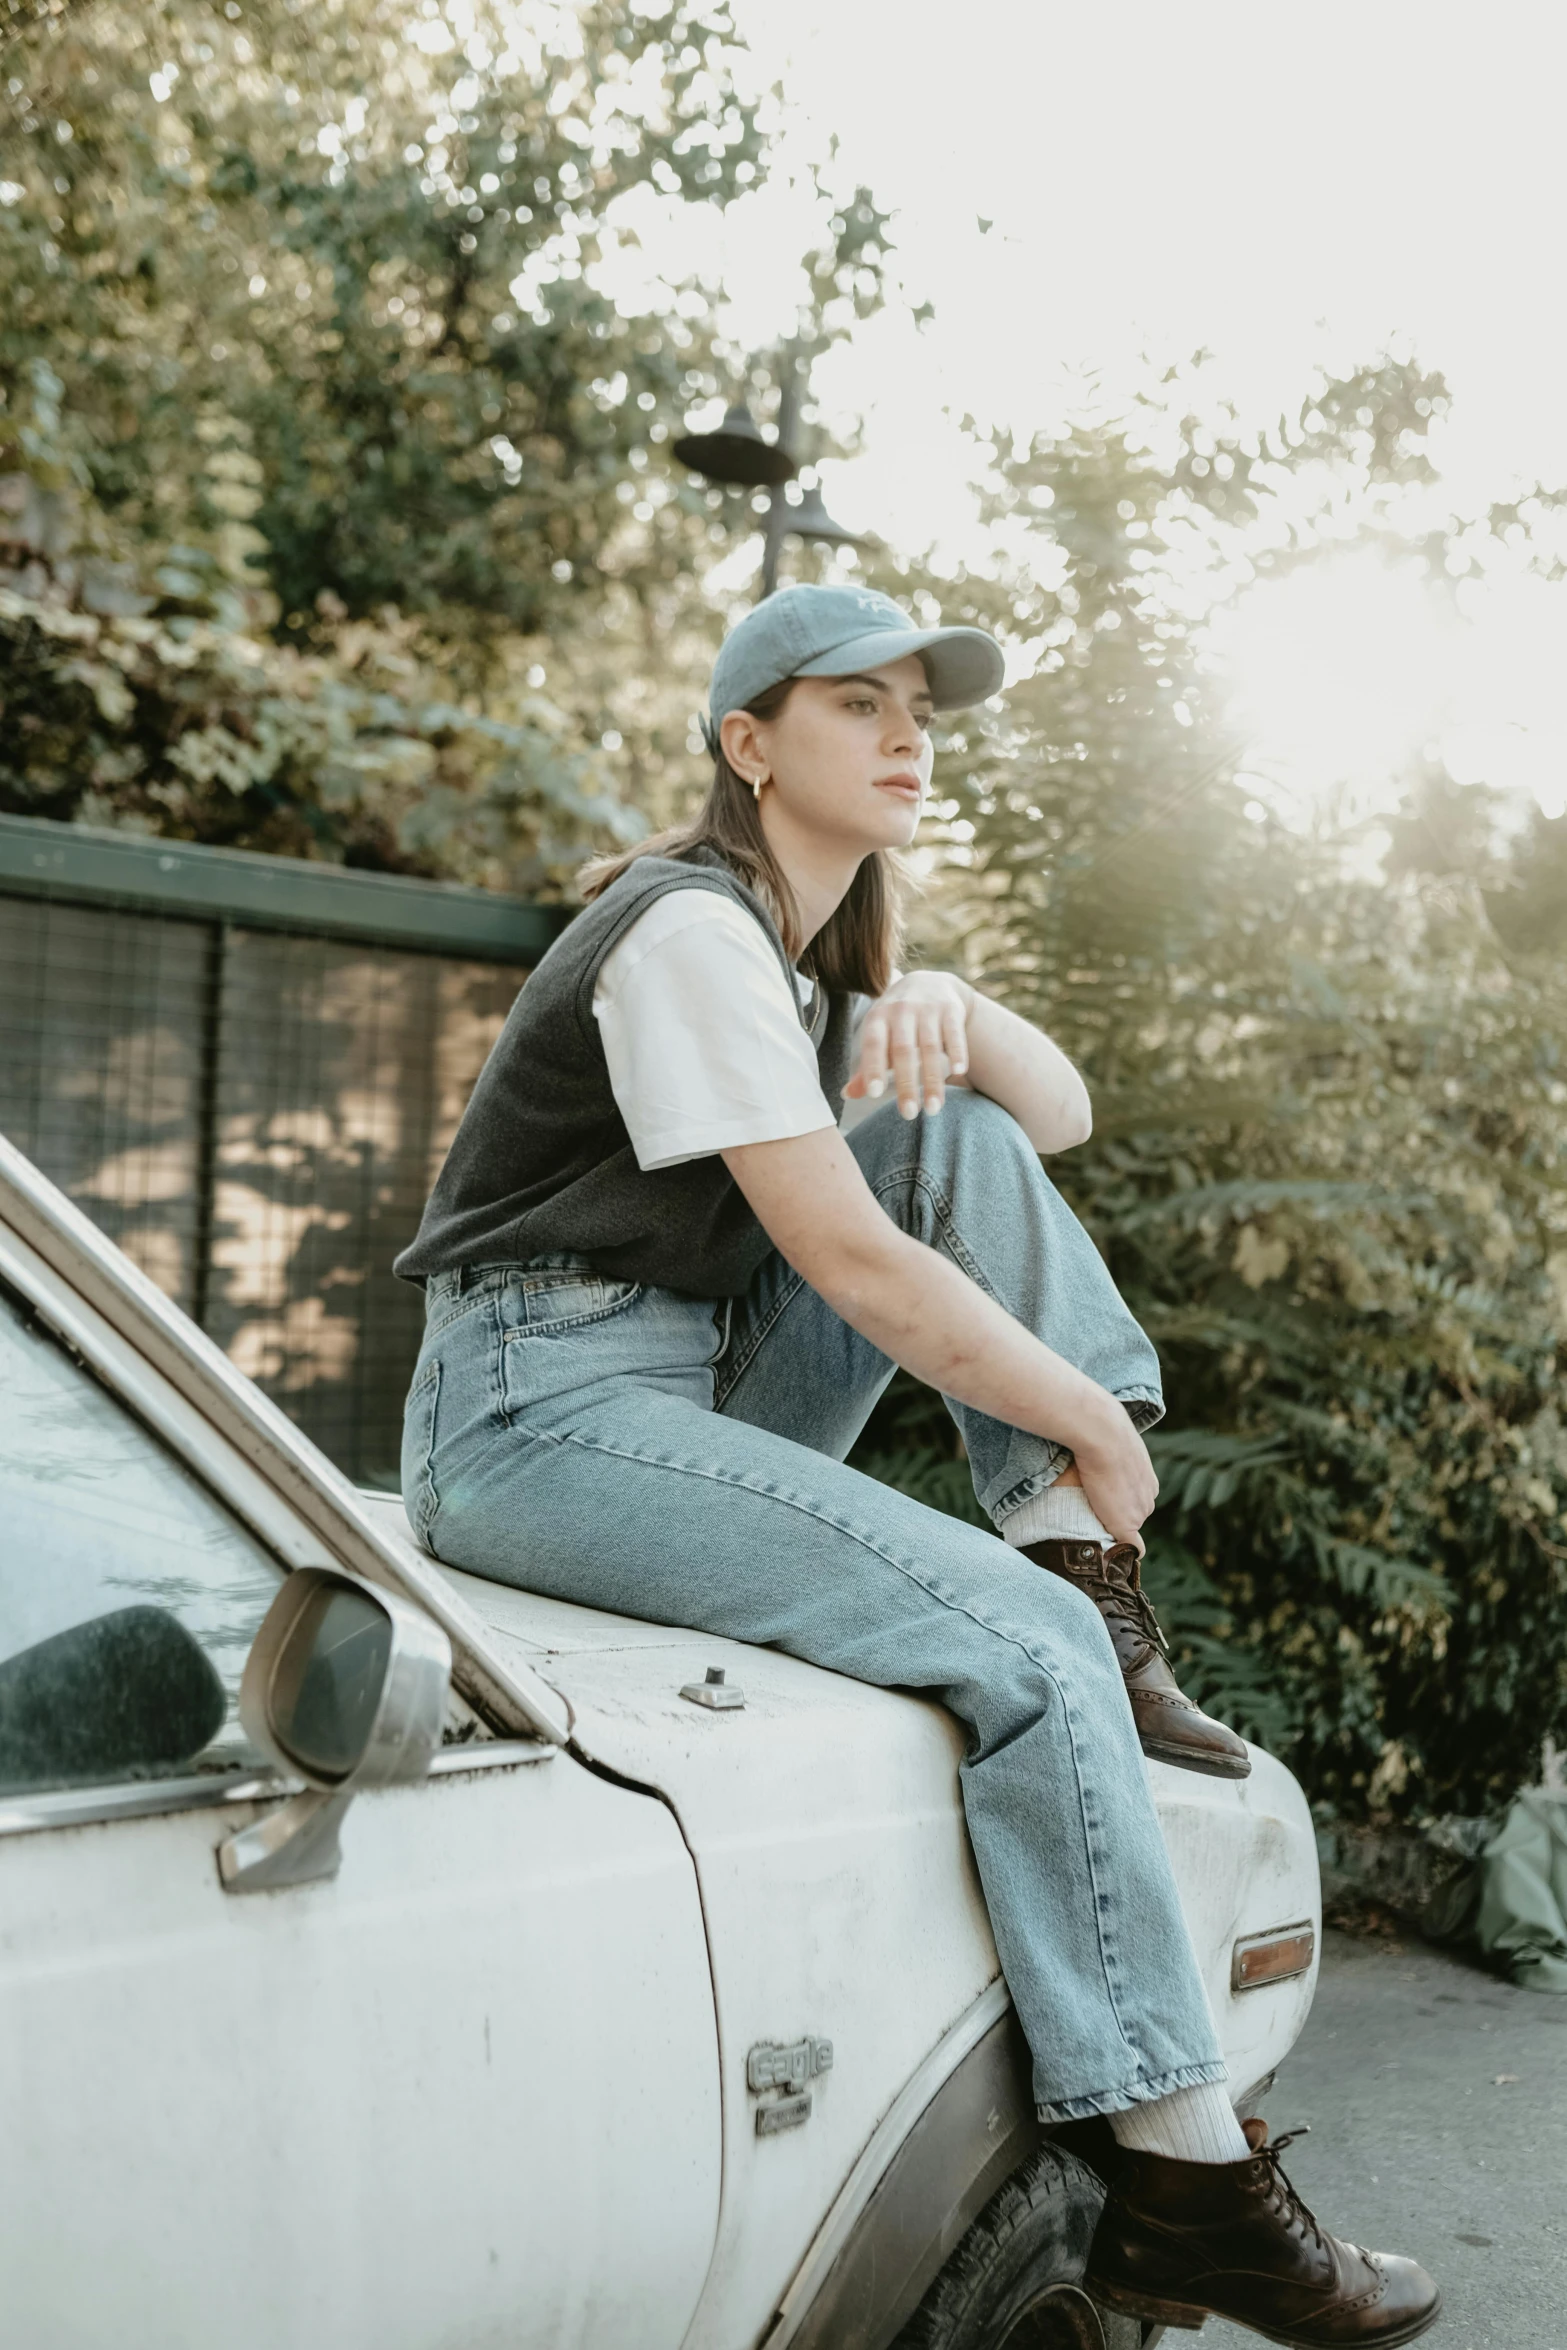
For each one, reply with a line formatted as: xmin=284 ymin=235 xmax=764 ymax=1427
xmin=0 ymin=1132 xmax=1320 ymax=2350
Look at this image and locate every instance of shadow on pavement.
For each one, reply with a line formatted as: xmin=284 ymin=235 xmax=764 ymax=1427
xmin=1198 ymin=1927 xmax=1567 ymax=2350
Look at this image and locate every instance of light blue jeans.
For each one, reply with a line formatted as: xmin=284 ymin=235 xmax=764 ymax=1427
xmin=402 ymin=1091 xmax=1225 ymax=2121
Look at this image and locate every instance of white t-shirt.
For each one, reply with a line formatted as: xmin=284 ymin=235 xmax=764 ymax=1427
xmin=591 ymin=889 xmax=842 ymax=1171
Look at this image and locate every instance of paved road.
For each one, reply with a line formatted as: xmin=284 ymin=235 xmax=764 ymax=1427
xmin=1195 ymin=1927 xmax=1567 ymax=2350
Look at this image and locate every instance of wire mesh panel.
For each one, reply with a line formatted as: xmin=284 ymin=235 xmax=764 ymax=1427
xmin=1 ymin=856 xmax=537 ymax=1493
xmin=0 ymin=894 xmax=214 ymax=1313
xmin=202 ymin=929 xmax=522 ymax=1488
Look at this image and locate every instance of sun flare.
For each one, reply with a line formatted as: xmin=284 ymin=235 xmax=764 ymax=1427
xmin=1205 ymin=556 xmax=1461 ymax=819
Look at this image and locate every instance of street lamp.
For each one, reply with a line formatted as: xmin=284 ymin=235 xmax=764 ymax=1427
xmin=671 ymin=401 xmax=796 ymax=489
xmin=671 ymin=355 xmax=876 ymax=600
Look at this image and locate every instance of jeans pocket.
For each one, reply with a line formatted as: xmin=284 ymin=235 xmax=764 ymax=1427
xmin=402 ymin=1358 xmax=443 ymax=1547
xmin=508 ymin=1268 xmax=643 ymax=1338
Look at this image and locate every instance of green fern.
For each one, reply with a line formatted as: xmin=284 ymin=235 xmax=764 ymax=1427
xmin=1139 ymin=1539 xmax=1299 ymax=1753
xmin=1148 ymin=1430 xmax=1294 ymax=1513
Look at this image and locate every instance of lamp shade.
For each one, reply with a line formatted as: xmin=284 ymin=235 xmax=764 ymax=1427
xmin=787 ymin=483 xmax=874 ymax=548
xmin=672 ymin=401 xmax=798 ymax=488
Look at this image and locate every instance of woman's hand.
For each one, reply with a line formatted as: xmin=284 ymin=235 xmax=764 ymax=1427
xmin=1068 ymin=1395 xmax=1160 ymax=1546
xmin=844 ymin=972 xmax=973 ymax=1121
xmin=845 ymin=974 xmax=1094 ymax=1155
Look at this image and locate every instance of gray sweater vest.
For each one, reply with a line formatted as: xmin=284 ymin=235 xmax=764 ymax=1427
xmin=394 ymin=848 xmax=858 ymax=1299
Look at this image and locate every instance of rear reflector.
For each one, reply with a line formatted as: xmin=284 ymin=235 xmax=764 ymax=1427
xmin=1232 ymin=1922 xmax=1316 ymax=1992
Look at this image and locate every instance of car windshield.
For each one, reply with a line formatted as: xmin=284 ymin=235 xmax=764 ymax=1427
xmin=0 ymin=1278 xmax=285 ymax=1791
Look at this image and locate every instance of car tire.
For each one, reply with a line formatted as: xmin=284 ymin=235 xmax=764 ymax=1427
xmin=891 ymin=2141 xmax=1118 ymax=2349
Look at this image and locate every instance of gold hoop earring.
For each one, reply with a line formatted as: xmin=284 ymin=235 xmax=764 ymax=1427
xmin=751 ymin=773 xmax=767 ymax=803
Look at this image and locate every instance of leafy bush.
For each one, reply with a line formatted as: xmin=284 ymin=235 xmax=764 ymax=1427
xmin=0 ymin=0 xmax=886 ymax=882
xmin=0 ymin=359 xmax=638 ymax=885
xmin=851 ymin=367 xmax=1567 ymax=1823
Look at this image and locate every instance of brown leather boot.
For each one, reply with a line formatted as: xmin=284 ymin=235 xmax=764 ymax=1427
xmin=1087 ymin=2120 xmax=1441 ymax=2346
xmin=1022 ymin=1538 xmax=1251 ymax=1778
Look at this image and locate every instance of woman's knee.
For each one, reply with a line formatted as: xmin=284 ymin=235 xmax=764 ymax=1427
xmin=930 ymin=1092 xmax=1077 ymax=1223
xmin=935 ymin=1534 xmax=1126 ymax=1704
xmin=951 ymin=1585 xmax=1128 ymax=1762
xmin=1008 ymin=1554 xmax=1123 ymax=1675
xmin=849 ymin=1087 xmax=1044 ymax=1226
xmin=924 ymin=1085 xmax=1030 ymax=1158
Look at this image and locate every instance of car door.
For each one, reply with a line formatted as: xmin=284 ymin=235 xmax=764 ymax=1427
xmin=0 ymin=1261 xmax=721 ymax=2350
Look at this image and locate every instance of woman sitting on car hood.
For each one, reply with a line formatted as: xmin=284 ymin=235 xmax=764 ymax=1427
xmin=395 ymin=583 xmax=1439 ymax=2350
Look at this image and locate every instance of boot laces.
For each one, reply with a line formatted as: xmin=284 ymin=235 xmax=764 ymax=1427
xmin=1257 ymin=2127 xmax=1328 ymax=2259
xmin=1079 ymin=1546 xmax=1173 ymax=1666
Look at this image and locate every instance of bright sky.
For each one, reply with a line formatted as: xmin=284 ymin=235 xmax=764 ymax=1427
xmin=654 ymin=0 xmax=1567 ymax=821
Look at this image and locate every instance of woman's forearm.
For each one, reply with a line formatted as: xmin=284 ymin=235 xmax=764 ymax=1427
xmin=725 ymin=1129 xmax=1116 ymax=1448
xmin=836 ymin=1222 xmax=1120 ymax=1446
xmin=954 ymin=984 xmax=1092 ymax=1154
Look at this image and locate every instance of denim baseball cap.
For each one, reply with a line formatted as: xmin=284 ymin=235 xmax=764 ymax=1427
xmin=706 ymin=584 xmax=1004 ymax=744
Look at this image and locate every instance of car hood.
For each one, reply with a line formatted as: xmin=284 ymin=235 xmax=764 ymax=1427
xmin=357 ymin=1496 xmax=1321 ymax=2117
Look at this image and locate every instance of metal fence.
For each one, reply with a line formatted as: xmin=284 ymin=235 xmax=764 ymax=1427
xmin=0 ymin=815 xmax=566 ymax=1488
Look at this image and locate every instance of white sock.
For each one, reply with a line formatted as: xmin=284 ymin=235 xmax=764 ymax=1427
xmin=1001 ymin=1480 xmax=1114 ymax=1551
xmin=1108 ymin=2081 xmax=1251 ymax=2164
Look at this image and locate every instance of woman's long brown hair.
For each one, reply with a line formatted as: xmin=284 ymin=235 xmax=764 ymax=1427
xmin=576 ymin=677 xmax=905 ymax=999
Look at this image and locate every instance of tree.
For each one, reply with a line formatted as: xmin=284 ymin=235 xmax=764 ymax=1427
xmin=2 ymin=0 xmax=767 ymax=632
xmin=851 ymin=361 xmax=1567 ymax=1821
xmin=0 ymin=0 xmax=886 ymax=881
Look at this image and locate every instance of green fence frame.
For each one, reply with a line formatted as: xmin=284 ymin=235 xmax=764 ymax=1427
xmin=0 ymin=813 xmax=566 ymax=960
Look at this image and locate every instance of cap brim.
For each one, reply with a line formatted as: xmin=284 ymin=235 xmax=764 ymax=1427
xmin=793 ymin=625 xmax=1004 ymax=711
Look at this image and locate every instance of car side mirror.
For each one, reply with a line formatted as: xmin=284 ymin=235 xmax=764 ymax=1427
xmin=219 ymin=1568 xmax=450 ymax=1894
